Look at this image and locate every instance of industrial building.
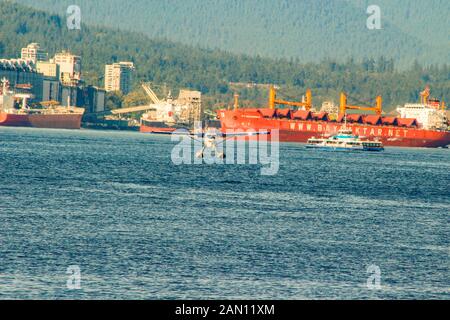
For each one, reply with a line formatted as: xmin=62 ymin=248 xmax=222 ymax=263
xmin=0 ymin=59 xmax=44 ymax=101
xmin=84 ymin=86 xmax=106 ymax=113
xmin=37 ymin=61 xmax=59 ymax=78
xmin=42 ymin=79 xmax=61 ymax=102
xmin=54 ymin=51 xmax=82 ymax=86
xmin=1 ymin=43 xmax=106 ymax=117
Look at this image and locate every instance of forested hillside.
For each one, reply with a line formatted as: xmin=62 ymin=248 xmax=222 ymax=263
xmin=13 ymin=0 xmax=450 ymax=67
xmin=0 ymin=1 xmax=449 ymax=111
xmin=351 ymin=0 xmax=450 ymax=44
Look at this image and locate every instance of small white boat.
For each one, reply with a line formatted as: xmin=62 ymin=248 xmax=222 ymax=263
xmin=306 ymin=127 xmax=384 ymax=152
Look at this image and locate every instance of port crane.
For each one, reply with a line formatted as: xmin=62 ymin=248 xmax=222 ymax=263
xmin=142 ymin=82 xmax=162 ymax=104
xmin=109 ymin=83 xmax=162 ymax=115
xmin=339 ymin=92 xmax=383 ymax=116
xmin=93 ymin=83 xmax=167 ymax=116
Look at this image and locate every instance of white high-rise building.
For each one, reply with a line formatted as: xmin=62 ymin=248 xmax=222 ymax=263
xmin=104 ymin=62 xmax=135 ymax=94
xmin=53 ymin=51 xmax=81 ymax=86
xmin=21 ymin=43 xmax=48 ymax=64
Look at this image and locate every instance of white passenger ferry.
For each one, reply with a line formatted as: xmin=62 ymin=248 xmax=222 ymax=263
xmin=306 ymin=127 xmax=384 ymax=152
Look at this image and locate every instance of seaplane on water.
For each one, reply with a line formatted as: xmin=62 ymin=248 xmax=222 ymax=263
xmin=151 ymin=127 xmax=270 ymax=159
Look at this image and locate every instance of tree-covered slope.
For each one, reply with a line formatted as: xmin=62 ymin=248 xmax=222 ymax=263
xmin=13 ymin=0 xmax=450 ymax=67
xmin=350 ymin=0 xmax=450 ymax=45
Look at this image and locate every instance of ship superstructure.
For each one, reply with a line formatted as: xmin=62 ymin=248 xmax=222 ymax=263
xmin=396 ymin=86 xmax=447 ymax=130
xmin=140 ymin=83 xmax=202 ymax=133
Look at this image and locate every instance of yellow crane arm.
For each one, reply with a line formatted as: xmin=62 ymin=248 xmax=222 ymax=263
xmin=268 ymin=86 xmax=312 ymax=110
xmin=339 ymin=93 xmax=382 ymax=115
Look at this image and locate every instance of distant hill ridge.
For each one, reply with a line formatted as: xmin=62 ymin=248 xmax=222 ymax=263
xmin=12 ymin=0 xmax=450 ymax=67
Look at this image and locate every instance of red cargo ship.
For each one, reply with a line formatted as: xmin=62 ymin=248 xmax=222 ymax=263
xmin=0 ymin=78 xmax=84 ymax=129
xmin=217 ymin=87 xmax=450 ymax=148
xmin=0 ymin=111 xmax=84 ymax=129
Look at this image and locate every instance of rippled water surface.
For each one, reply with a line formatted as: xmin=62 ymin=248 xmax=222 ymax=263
xmin=0 ymin=127 xmax=448 ymax=299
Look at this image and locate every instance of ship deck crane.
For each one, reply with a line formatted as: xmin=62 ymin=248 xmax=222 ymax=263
xmin=268 ymin=85 xmax=312 ymax=111
xmin=339 ymin=92 xmax=382 ymax=116
xmin=420 ymin=85 xmax=431 ymax=105
xmin=420 ymin=86 xmax=446 ymax=110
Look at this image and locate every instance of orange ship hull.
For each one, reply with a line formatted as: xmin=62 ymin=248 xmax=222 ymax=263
xmin=218 ymin=110 xmax=450 ymax=148
xmin=0 ymin=112 xmax=83 ymax=129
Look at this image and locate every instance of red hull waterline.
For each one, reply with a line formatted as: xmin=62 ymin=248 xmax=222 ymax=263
xmin=218 ymin=110 xmax=450 ymax=148
xmin=140 ymin=125 xmax=178 ymax=133
xmin=140 ymin=120 xmax=190 ymax=133
xmin=0 ymin=112 xmax=83 ymax=129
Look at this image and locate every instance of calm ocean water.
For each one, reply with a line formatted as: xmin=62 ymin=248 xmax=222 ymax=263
xmin=0 ymin=127 xmax=448 ymax=299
